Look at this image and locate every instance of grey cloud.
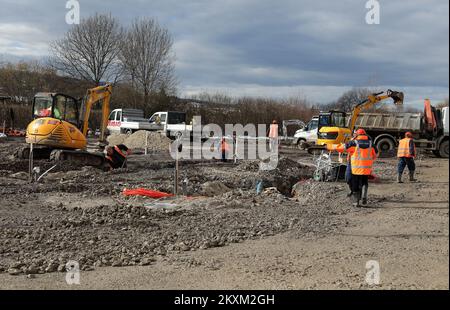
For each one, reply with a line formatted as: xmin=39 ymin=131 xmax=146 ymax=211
xmin=0 ymin=0 xmax=448 ymax=104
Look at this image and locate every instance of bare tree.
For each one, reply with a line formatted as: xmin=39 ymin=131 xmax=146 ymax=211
xmin=49 ymin=14 xmax=123 ymax=86
xmin=437 ymin=98 xmax=449 ymax=108
xmin=327 ymin=88 xmax=373 ymax=112
xmin=120 ymin=18 xmax=176 ymax=105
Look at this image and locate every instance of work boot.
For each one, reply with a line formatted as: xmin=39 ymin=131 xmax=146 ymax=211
xmin=397 ymin=174 xmax=403 ymax=183
xmin=361 ymin=185 xmax=368 ymax=206
xmin=351 ymin=192 xmax=360 ymax=207
xmin=409 ymin=171 xmax=417 ymax=182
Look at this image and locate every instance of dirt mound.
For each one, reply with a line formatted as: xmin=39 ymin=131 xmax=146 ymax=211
xmin=107 ymin=131 xmax=172 ymax=151
xmin=106 ymin=134 xmax=127 ymax=146
xmin=201 ymin=181 xmax=231 ymax=197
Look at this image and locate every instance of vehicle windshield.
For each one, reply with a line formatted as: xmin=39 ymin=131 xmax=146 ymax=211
xmin=34 ymin=97 xmax=53 ymax=117
xmin=319 ymin=113 xmax=346 ymax=128
xmin=309 ymin=119 xmax=318 ymax=130
xmin=63 ymin=96 xmax=78 ymax=124
xmin=33 ymin=94 xmax=79 ymax=124
xmin=331 ymin=113 xmax=346 ymax=127
xmin=319 ymin=115 xmax=331 ymax=127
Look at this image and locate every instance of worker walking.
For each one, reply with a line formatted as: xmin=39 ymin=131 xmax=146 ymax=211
xmin=328 ymin=128 xmax=378 ymax=207
xmin=397 ymin=132 xmax=417 ymax=183
xmin=268 ymin=120 xmax=279 ymax=152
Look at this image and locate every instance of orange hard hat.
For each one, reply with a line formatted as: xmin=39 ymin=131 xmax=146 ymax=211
xmin=356 ymin=128 xmax=366 ymax=135
xmin=405 ymin=131 xmax=413 ymax=138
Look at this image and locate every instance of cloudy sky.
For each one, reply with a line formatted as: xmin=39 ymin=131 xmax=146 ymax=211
xmin=0 ymin=0 xmax=448 ymax=107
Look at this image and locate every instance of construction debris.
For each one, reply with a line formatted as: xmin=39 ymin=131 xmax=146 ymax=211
xmin=200 ymin=181 xmax=231 ymax=197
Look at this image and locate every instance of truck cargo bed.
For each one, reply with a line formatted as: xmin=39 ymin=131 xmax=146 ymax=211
xmin=352 ymin=112 xmax=422 ymax=133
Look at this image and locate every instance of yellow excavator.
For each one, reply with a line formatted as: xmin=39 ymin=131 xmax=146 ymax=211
xmin=21 ymin=84 xmax=112 ymax=167
xmin=308 ymin=89 xmax=404 ymax=153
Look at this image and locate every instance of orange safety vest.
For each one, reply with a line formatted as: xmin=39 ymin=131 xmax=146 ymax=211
xmin=350 ymin=140 xmax=375 ymax=175
xmin=397 ymin=138 xmax=415 ymax=158
xmin=328 ymin=143 xmax=352 ymax=161
xmin=269 ymin=124 xmax=278 ymax=138
xmin=220 ymin=140 xmax=230 ymax=152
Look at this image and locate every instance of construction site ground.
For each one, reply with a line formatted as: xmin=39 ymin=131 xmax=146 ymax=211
xmin=0 ymin=138 xmax=448 ymax=289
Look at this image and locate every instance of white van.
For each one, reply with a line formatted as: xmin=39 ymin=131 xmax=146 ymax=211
xmin=293 ymin=116 xmax=319 ymax=149
xmin=148 ymin=111 xmax=193 ymax=138
xmin=107 ymin=109 xmax=154 ymax=134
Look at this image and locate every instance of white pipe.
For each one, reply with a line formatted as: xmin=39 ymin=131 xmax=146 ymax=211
xmin=37 ymin=164 xmax=58 ymax=182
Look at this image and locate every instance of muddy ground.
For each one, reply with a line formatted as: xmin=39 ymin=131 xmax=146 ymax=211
xmin=0 ymin=138 xmax=448 ymax=289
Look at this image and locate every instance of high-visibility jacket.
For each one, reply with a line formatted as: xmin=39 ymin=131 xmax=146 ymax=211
xmin=328 ymin=143 xmax=346 ymax=153
xmin=397 ymin=138 xmax=415 ymax=158
xmin=327 ymin=136 xmax=377 ymax=175
xmin=269 ymin=124 xmax=278 ymax=138
xmin=327 ymin=142 xmax=352 ymax=161
xmin=220 ymin=140 xmax=230 ymax=152
xmin=349 ymin=139 xmax=375 ymax=175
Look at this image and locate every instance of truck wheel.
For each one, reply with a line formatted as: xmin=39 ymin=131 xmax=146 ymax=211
xmin=439 ymin=140 xmax=449 ymax=158
xmin=433 ymin=150 xmax=441 ymax=157
xmin=376 ymin=137 xmax=395 ymax=153
xmin=126 ymin=129 xmax=133 ymax=135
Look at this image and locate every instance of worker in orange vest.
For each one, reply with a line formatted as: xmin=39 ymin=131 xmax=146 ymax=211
xmin=220 ymin=137 xmax=230 ymax=162
xmin=268 ymin=120 xmax=279 ymax=152
xmin=397 ymin=132 xmax=417 ymax=183
xmin=328 ymin=128 xmax=378 ymax=207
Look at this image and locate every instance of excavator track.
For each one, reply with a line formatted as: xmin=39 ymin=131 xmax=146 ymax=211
xmin=16 ymin=146 xmax=53 ymax=160
xmin=50 ymin=149 xmax=106 ymax=168
xmin=307 ymin=145 xmax=327 ymax=155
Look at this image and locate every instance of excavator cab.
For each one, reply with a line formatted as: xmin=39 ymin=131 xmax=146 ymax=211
xmin=317 ymin=111 xmax=350 ymax=144
xmin=32 ymin=93 xmax=81 ymax=127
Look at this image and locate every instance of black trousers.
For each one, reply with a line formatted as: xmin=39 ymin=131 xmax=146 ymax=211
xmin=398 ymin=157 xmax=415 ymax=174
xmin=351 ymin=174 xmax=369 ymax=193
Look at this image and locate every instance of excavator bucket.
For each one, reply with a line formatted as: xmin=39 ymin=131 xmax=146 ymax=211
xmin=389 ymin=90 xmax=404 ymax=105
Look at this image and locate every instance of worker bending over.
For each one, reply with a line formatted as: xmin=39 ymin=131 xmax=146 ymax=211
xmin=397 ymin=132 xmax=417 ymax=183
xmin=328 ymin=128 xmax=378 ymax=207
xmin=105 ymin=144 xmax=130 ymax=170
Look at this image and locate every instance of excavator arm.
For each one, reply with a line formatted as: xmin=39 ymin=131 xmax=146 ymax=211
xmin=348 ymin=89 xmax=404 ymax=134
xmin=81 ymin=84 xmax=112 ymax=141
